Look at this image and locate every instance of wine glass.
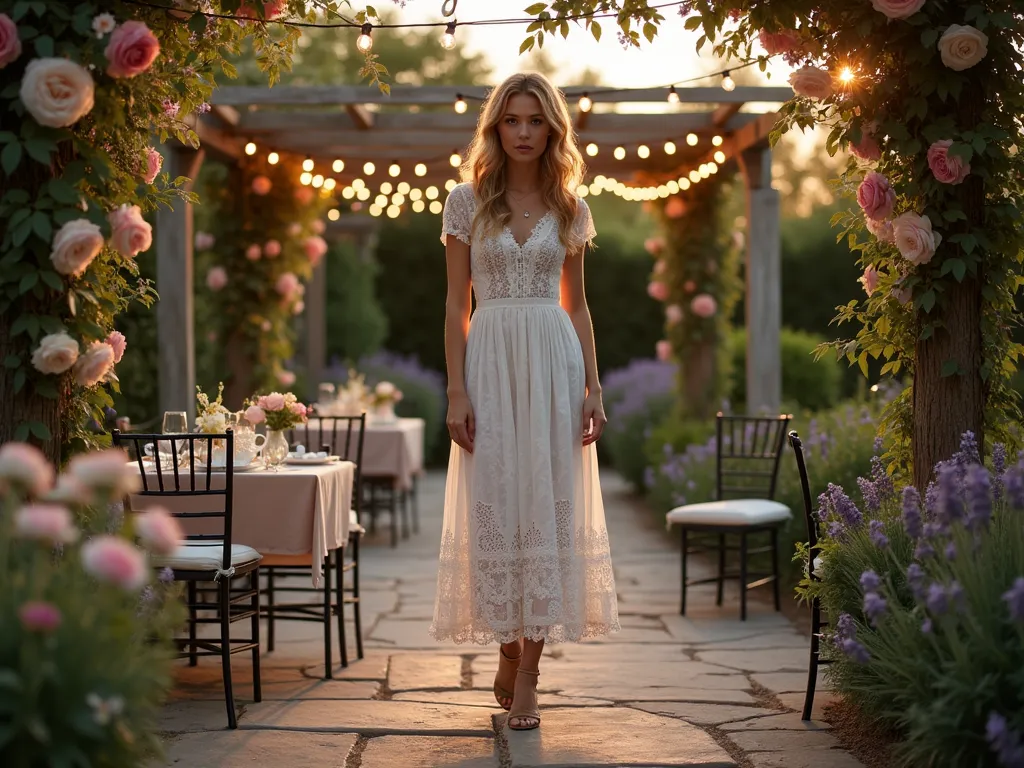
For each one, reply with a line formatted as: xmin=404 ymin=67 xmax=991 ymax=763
xmin=160 ymin=411 xmax=188 ymax=466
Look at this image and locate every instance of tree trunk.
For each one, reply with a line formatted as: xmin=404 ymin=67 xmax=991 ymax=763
xmin=224 ymin=329 xmax=254 ymax=411
xmin=683 ymin=339 xmax=717 ymax=420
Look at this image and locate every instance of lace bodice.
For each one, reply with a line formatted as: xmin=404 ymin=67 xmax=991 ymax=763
xmin=440 ymin=182 xmax=596 ymax=301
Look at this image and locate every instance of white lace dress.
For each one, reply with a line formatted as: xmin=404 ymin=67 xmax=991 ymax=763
xmin=429 ymin=182 xmax=620 ymax=645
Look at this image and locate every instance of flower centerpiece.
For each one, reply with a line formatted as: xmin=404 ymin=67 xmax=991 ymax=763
xmin=243 ymin=392 xmax=309 ymax=467
xmin=336 ymin=368 xmax=370 ymax=416
xmin=194 ymin=383 xmax=231 ymax=466
xmin=369 ymin=380 xmax=403 ymax=423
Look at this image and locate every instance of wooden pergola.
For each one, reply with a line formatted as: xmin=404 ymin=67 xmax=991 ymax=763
xmin=156 ymin=84 xmax=789 ymax=414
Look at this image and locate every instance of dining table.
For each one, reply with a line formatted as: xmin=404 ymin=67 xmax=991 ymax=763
xmin=128 ymin=459 xmax=355 ymax=588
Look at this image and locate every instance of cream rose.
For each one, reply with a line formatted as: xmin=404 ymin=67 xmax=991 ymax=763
xmin=19 ymin=58 xmax=95 ymax=128
xmin=893 ymin=213 xmax=942 ymax=266
xmin=0 ymin=13 xmax=22 ymax=68
xmin=788 ymin=66 xmax=832 ymax=100
xmin=938 ymin=25 xmax=988 ymax=71
xmin=31 ymin=332 xmax=79 ymax=375
xmin=50 ymin=219 xmax=104 ymax=277
xmin=108 ymin=204 xmax=152 ymax=257
xmin=869 ymin=0 xmax=925 ymax=20
xmin=73 ymin=341 xmax=115 ymax=387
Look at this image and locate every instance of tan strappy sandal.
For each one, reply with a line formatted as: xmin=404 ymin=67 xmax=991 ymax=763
xmin=506 ymin=668 xmax=541 ymax=731
xmin=493 ymin=646 xmax=522 ymax=711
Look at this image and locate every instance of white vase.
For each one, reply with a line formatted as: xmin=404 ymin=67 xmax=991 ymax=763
xmin=372 ymin=403 xmax=396 ymax=423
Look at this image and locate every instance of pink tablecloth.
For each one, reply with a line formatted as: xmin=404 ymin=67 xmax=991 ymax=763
xmin=304 ymin=417 xmax=424 ymax=491
xmin=129 ymin=461 xmax=354 ymax=587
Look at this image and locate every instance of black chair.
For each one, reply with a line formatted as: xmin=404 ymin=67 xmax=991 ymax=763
xmin=262 ymin=413 xmax=366 ymax=674
xmin=788 ymin=430 xmax=833 ymax=721
xmin=113 ymin=429 xmax=261 ymax=730
xmin=665 ymin=413 xmax=792 ymax=620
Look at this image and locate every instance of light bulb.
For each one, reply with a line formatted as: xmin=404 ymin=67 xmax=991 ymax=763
xmin=356 ymin=187 xmax=370 ymax=201
xmin=267 ymin=152 xmax=279 ymax=165
xmin=412 ymin=199 xmax=425 ymax=213
xmin=332 ymin=158 xmax=344 ymax=173
xmin=302 ymin=157 xmax=314 ymax=172
xmin=586 ymin=143 xmax=598 ymax=156
xmin=386 ymin=205 xmax=400 ymax=219
xmin=392 ymin=193 xmax=406 ymax=205
xmin=637 ymin=144 xmax=650 ymax=159
xmin=356 ymin=23 xmax=373 ymax=53
xmin=680 ymin=178 xmax=691 ymax=190
xmin=454 ymin=95 xmax=467 ymax=114
xmin=708 ymin=162 xmax=718 ymax=174
xmin=714 ymin=150 xmax=726 ymax=164
xmin=440 ymin=21 xmax=457 ymax=50
xmin=397 ymin=181 xmax=410 ymax=194
xmin=312 ymin=174 xmax=324 ymax=188
xmin=444 ymin=179 xmax=457 ymax=192
xmin=244 ymin=141 xmax=257 ymax=156
xmin=426 ymin=186 xmax=439 ymax=200
xmin=410 ymin=188 xmax=422 ymax=201
xmin=389 ymin=163 xmax=401 ymax=177
xmin=699 ymin=164 xmax=710 ymax=178
xmin=375 ymin=194 xmax=388 ymax=207
xmin=449 ymin=152 xmax=462 ymax=168
xmin=414 ymin=163 xmax=427 ymax=177
xmin=363 ymin=161 xmax=375 ymax=175
xmin=667 ymin=85 xmax=679 ymax=104
xmin=577 ymin=184 xmax=589 ymax=197
xmin=578 ymin=93 xmax=593 ymax=113
xmin=380 ymin=181 xmax=393 ymax=194
xmin=721 ymin=72 xmax=736 ymax=92
xmin=323 ymin=178 xmax=337 ymax=191
xmin=300 ymin=172 xmax=312 ymax=185
xmin=689 ymin=170 xmax=701 ymax=183
xmin=342 ymin=186 xmax=355 ymax=199
xmin=613 ymin=146 xmax=626 ymax=160
xmin=686 ymin=133 xmax=698 ymax=146
xmin=328 ymin=208 xmax=340 ymax=221
xmin=712 ymin=135 xmax=723 ymax=146
xmin=667 ymin=180 xmax=679 ymax=193
xmin=429 ymin=200 xmax=443 ymax=214
xmin=664 ymin=141 xmax=676 ymax=155
xmin=369 ymin=204 xmax=382 ymax=217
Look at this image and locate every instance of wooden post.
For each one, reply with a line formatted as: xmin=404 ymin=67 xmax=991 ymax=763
xmin=155 ymin=145 xmax=203 ymax=422
xmin=738 ymin=146 xmax=781 ymax=414
xmin=305 ymin=258 xmax=327 ymax=402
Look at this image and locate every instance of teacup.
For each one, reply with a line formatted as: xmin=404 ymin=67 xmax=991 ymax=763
xmin=234 ymin=433 xmax=266 ymax=466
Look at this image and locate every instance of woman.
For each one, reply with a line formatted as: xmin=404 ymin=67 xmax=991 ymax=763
xmin=428 ymin=72 xmax=620 ymax=731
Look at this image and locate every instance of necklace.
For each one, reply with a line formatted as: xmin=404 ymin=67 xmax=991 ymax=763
xmin=507 ymin=188 xmax=539 ymax=218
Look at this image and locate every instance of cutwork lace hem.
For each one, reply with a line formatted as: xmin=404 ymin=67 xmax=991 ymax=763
xmin=428 ymin=619 xmax=622 ymax=645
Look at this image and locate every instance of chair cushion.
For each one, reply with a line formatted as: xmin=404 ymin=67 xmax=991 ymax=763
xmin=349 ymin=508 xmax=365 ymax=535
xmin=666 ymin=499 xmax=792 ymax=527
xmin=153 ymin=542 xmax=261 ymax=572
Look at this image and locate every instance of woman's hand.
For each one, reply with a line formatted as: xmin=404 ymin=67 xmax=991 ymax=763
xmin=582 ymin=391 xmax=608 ymax=446
xmin=446 ymin=391 xmax=476 ymax=453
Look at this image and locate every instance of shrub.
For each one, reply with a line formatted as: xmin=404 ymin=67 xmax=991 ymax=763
xmin=801 ymin=434 xmax=1024 ymax=768
xmin=729 ymin=327 xmax=843 ymax=412
xmin=602 ymin=359 xmax=676 ymax=488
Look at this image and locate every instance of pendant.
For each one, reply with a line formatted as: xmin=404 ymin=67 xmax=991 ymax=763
xmin=524 ymin=211 xmax=531 ymax=218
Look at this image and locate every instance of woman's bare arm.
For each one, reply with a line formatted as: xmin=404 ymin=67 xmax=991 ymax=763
xmin=444 ymin=237 xmax=475 ymax=452
xmin=561 ymin=246 xmax=607 ymax=445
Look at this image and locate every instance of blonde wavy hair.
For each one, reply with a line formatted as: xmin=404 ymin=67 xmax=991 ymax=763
xmin=463 ymin=72 xmax=589 ymax=252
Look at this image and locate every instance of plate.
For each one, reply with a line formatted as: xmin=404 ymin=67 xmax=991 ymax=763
xmin=195 ymin=460 xmax=261 ymax=473
xmin=284 ymin=455 xmax=339 ymax=466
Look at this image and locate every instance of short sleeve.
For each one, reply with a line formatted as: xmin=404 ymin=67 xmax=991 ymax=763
xmin=573 ymin=197 xmax=596 ymax=246
xmin=440 ymin=183 xmax=473 ymax=246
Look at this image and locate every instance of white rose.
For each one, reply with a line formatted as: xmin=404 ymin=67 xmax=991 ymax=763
xmin=375 ymin=381 xmax=395 ymax=397
xmin=938 ymin=24 xmax=988 ymax=71
xmin=788 ymin=65 xmax=832 ymax=100
xmin=50 ymin=219 xmax=104 ymax=277
xmin=19 ymin=57 xmax=95 ymax=128
xmin=893 ymin=212 xmax=942 ymax=266
xmin=31 ymin=332 xmax=79 ymax=375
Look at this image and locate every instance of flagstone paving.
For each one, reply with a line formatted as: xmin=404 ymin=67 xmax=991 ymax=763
xmin=155 ymin=470 xmax=863 ymax=768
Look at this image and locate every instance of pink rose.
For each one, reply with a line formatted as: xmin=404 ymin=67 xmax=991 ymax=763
xmin=893 ymin=212 xmax=941 ymax=266
xmin=655 ymin=340 xmax=672 ymax=362
xmin=644 ymin=237 xmax=664 ymax=256
xmin=261 ymin=393 xmax=286 ymax=411
xmin=850 ymin=128 xmax=882 ymax=162
xmin=856 ymin=172 xmax=896 ymax=221
xmin=67 ymin=448 xmax=139 ymax=497
xmin=0 ymin=444 xmax=54 ymax=496
xmin=252 ymin=175 xmax=272 ymax=195
xmin=927 ymin=140 xmax=970 ymax=185
xmin=31 ymin=332 xmax=79 ymax=375
xmin=244 ymin=404 xmax=266 ymax=424
xmin=303 ymin=236 xmax=328 ymax=267
xmin=294 ymin=187 xmax=314 ymax=205
xmin=206 ymin=266 xmax=228 ymax=291
xmin=860 ymin=266 xmax=879 ymax=297
xmin=0 ymin=13 xmax=22 ymax=69
xmin=260 ymin=320 xmax=272 ymax=332
xmin=275 ymin=272 xmax=299 ymax=298
xmin=108 ymin=204 xmax=152 ymax=257
xmin=20 ymin=58 xmax=94 ymax=128
xmin=81 ymin=536 xmax=148 ymax=591
xmin=50 ymin=219 xmax=104 ymax=277
xmin=246 ymin=244 xmax=262 ymax=261
xmin=289 ymin=400 xmax=306 ymax=417
xmin=19 ymin=601 xmax=62 ymax=633
xmin=142 ymin=146 xmax=162 ymax=183
xmin=788 ymin=65 xmax=832 ymax=100
xmin=106 ymin=330 xmax=126 ymax=363
xmin=240 ymin=0 xmax=287 ymax=18
xmin=690 ymin=294 xmax=717 ymax=319
xmin=866 ymin=217 xmax=895 ymax=244
xmin=292 ymin=300 xmax=305 ymax=315
xmin=664 ymin=197 xmax=685 ymax=219
xmin=14 ymin=504 xmax=77 ymax=544
xmin=45 ymin=474 xmax=92 ymax=505
xmin=870 ymin=0 xmax=925 ymax=19
xmin=279 ymin=371 xmax=297 ymax=387
xmin=683 ymin=280 xmax=697 ymax=293
xmin=758 ymin=29 xmax=802 ymax=56
xmin=263 ymin=239 xmax=281 ymax=258
xmin=195 ymin=231 xmax=215 ymax=250
xmin=73 ymin=341 xmax=115 ymax=387
xmin=311 ymin=219 xmax=326 ymax=235
xmin=647 ymin=281 xmax=669 ymax=302
xmin=105 ymin=20 xmax=160 ymax=78
xmin=891 ymin=284 xmax=913 ymax=306
xmin=134 ymin=507 xmax=183 ymax=555
xmin=665 ymin=304 xmax=683 ymax=325
xmin=287 ymin=222 xmax=302 ymax=237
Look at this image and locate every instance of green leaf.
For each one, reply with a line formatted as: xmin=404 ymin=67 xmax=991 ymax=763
xmin=919 ymin=290 xmax=936 ymax=313
xmin=33 ymin=34 xmax=52 ymax=57
xmin=30 ymin=211 xmax=51 ymax=241
xmin=920 ymin=28 xmax=939 ymax=48
xmin=18 ymin=272 xmax=38 ymax=294
xmin=28 ymin=421 xmax=51 ymax=440
xmin=13 ymin=423 xmax=30 ymax=441
xmin=590 ymin=22 xmax=601 ymax=42
xmin=519 ymin=36 xmax=535 ymax=54
xmin=47 ymin=178 xmax=80 ymax=205
xmin=941 ymin=359 xmax=960 ymax=377
xmin=524 ymin=2 xmax=547 ymax=13
xmin=1 ymin=141 xmax=21 ymax=175
xmin=35 ymin=378 xmax=58 ymax=399
xmin=13 ymin=368 xmax=26 ymax=394
xmin=4 ymin=354 xmax=20 ymax=368
xmin=40 ymin=271 xmax=62 ymax=291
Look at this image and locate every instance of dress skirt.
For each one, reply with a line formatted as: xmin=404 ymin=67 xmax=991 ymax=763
xmin=429 ymin=297 xmax=620 ymax=644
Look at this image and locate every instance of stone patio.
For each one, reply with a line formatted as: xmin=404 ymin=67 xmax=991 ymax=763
xmin=154 ymin=470 xmax=861 ymax=768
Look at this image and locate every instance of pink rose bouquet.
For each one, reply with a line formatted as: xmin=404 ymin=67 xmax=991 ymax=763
xmin=254 ymin=391 xmax=309 ymax=431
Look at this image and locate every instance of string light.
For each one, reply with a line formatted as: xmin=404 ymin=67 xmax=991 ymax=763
xmin=637 ymin=144 xmax=650 ymax=159
xmin=613 ymin=146 xmax=626 ymax=160
xmin=578 ymin=93 xmax=593 ymax=113
xmin=312 ymin=174 xmax=324 ymax=188
xmin=363 ymin=161 xmax=375 ymax=175
xmin=664 ymin=141 xmax=676 ymax=155
xmin=576 ymin=184 xmax=589 ymax=197
xmin=300 ymin=172 xmax=312 ymax=185
xmin=356 ymin=23 xmax=373 ymax=52
xmin=397 ymin=181 xmax=411 ymax=194
xmin=342 ymin=186 xmax=355 ymax=199
xmin=414 ymin=163 xmax=427 ymax=177
xmin=429 ymin=200 xmax=443 ymax=214
xmin=323 ymin=178 xmax=337 ymax=191
xmin=375 ymin=194 xmax=388 ymax=207
xmin=699 ymin=164 xmax=710 ymax=178
xmin=386 ymin=205 xmax=401 ymax=219
xmin=667 ymin=180 xmax=679 ymax=193
xmin=245 ymin=141 xmax=257 ymax=155
xmin=714 ymin=150 xmax=726 ymax=163
xmin=328 ymin=208 xmax=340 ymax=221
xmin=445 ymin=179 xmax=458 ymax=192
xmin=393 ymin=192 xmax=406 ymax=205
xmin=721 ymin=71 xmax=736 ymax=92
xmin=712 ymin=135 xmax=723 ymax=146
xmin=412 ymin=199 xmax=426 ymax=213
xmin=667 ymin=85 xmax=679 ymax=104
xmin=389 ymin=163 xmax=401 ymax=177
xmin=332 ymin=158 xmax=345 ymax=172
xmin=689 ymin=170 xmax=701 ymax=183
xmin=454 ymin=94 xmax=468 ymax=114
xmin=585 ymin=143 xmax=598 ymax=156
xmin=426 ymin=186 xmax=439 ymax=200
xmin=369 ymin=204 xmax=382 ymax=217
xmin=686 ymin=133 xmax=698 ymax=146
xmin=449 ymin=151 xmax=462 ymax=168
xmin=302 ymin=157 xmax=314 ymax=172
xmin=410 ymin=188 xmax=422 ymax=201
xmin=680 ymin=178 xmax=691 ymax=190
xmin=267 ymin=151 xmax=279 ymax=165
xmin=441 ymin=21 xmax=457 ymax=49
xmin=356 ymin=187 xmax=371 ymax=201
xmin=707 ymin=161 xmax=718 ymax=174
xmin=380 ymin=181 xmax=393 ymax=194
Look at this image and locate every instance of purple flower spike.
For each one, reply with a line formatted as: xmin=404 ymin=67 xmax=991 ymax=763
xmin=1002 ymin=577 xmax=1024 ymax=622
xmin=869 ymin=520 xmax=889 ymax=549
xmin=835 ymin=612 xmax=856 ymax=641
xmin=936 ymin=463 xmax=965 ymax=526
xmin=921 ymin=618 xmax=933 ymax=634
xmin=860 ymin=569 xmax=882 ymax=593
xmin=915 ymin=541 xmax=936 ymax=560
xmin=949 ymin=581 xmax=966 ymax=614
xmin=827 ymin=521 xmax=844 ymax=539
xmin=906 ymin=563 xmax=927 ymax=600
xmin=965 ymin=464 xmax=993 ymax=532
xmin=863 ymin=592 xmax=887 ymax=626
xmin=857 ymin=476 xmax=881 ymax=512
xmin=838 ymin=637 xmax=871 ymax=664
xmin=993 ymin=443 xmax=1007 ymax=500
xmin=1004 ymin=466 xmax=1024 ymax=510
xmin=926 ymin=582 xmax=949 ymax=616
xmin=945 ymin=541 xmax=957 ymax=561
xmin=986 ymin=711 xmax=1024 ymax=768
xmin=828 ymin=483 xmax=863 ymax=528
xmin=955 ymin=430 xmax=981 ymax=467
xmin=159 ymin=567 xmax=175 ymax=583
xmin=902 ymin=486 xmax=923 ymax=538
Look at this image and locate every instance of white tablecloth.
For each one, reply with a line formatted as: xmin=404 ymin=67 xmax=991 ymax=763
xmin=129 ymin=461 xmax=354 ymax=587
xmin=303 ymin=417 xmax=425 ymax=491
